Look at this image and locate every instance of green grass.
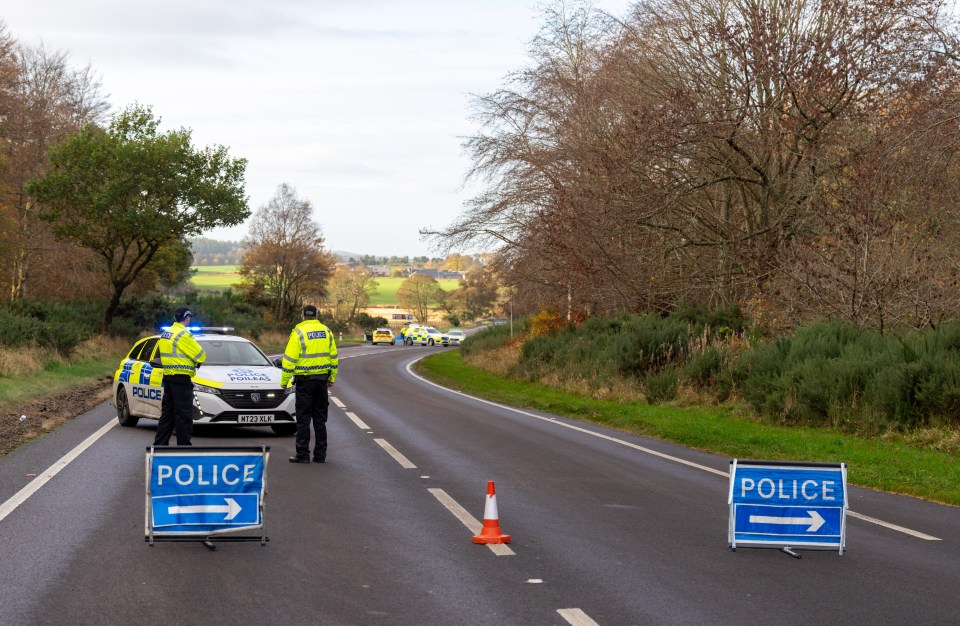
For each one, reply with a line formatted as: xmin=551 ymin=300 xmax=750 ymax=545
xmin=415 ymin=350 xmax=960 ymax=506
xmin=191 ymin=265 xmax=241 ymax=290
xmin=0 ymin=355 xmax=119 ymax=408
xmin=366 ymin=277 xmax=462 ymax=306
xmin=190 ymin=267 xmax=461 ymax=300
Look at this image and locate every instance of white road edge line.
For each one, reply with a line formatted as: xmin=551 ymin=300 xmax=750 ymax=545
xmin=0 ymin=419 xmax=118 ymax=523
xmin=345 ymin=411 xmax=370 ymax=430
xmin=557 ymin=608 xmax=601 ymax=626
xmin=405 ymin=358 xmax=942 ymax=541
xmin=845 ymin=510 xmax=940 ymax=540
xmin=428 ymin=488 xmax=515 ymax=556
xmin=373 ymin=438 xmax=417 ymax=469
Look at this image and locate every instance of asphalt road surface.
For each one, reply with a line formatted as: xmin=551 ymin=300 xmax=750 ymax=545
xmin=1 ymin=343 xmax=959 ymax=625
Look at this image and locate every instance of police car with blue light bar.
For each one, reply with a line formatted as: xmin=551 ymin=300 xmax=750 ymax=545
xmin=111 ymin=327 xmax=297 ymax=435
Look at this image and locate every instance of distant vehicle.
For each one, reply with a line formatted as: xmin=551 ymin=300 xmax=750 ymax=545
xmin=410 ymin=326 xmax=450 ymax=347
xmin=111 ymin=328 xmax=297 ymax=435
xmin=372 ymin=327 xmax=395 ymax=345
xmin=446 ymin=329 xmax=466 ymax=345
xmin=490 ymin=319 xmax=508 ymax=327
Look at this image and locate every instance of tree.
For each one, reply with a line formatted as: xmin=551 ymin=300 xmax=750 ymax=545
xmin=325 ymin=266 xmax=378 ymax=321
xmin=448 ymin=265 xmax=500 ymax=320
xmin=432 ymin=0 xmax=960 ymax=329
xmin=26 ymin=104 xmax=248 ymax=328
xmin=238 ymin=183 xmax=336 ymax=322
xmin=0 ymin=32 xmax=109 ymax=303
xmin=397 ymin=273 xmax=443 ymax=323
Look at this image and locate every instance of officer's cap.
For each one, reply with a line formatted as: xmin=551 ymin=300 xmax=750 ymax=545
xmin=174 ymin=307 xmax=193 ymax=322
xmin=302 ymin=305 xmax=318 ymax=317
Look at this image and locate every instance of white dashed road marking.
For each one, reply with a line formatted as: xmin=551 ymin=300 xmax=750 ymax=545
xmin=374 ymin=438 xmax=417 ymax=469
xmin=557 ymin=608 xmax=601 ymax=626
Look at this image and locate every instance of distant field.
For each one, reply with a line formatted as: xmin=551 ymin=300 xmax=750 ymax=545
xmin=191 ymin=265 xmax=241 ymax=290
xmin=190 ymin=267 xmax=461 ymax=301
xmin=367 ymin=277 xmax=461 ymax=305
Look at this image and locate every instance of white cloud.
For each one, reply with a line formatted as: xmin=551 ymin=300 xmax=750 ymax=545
xmin=4 ymin=0 xmax=634 ymax=257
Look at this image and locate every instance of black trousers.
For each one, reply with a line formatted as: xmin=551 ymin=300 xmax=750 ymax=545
xmin=154 ymin=376 xmax=194 ymax=446
xmin=294 ymin=377 xmax=329 ymax=459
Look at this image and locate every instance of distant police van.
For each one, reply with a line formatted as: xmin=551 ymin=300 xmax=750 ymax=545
xmin=111 ymin=327 xmax=297 ymax=435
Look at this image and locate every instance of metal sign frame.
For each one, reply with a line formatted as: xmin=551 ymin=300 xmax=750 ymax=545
xmin=728 ymin=459 xmax=848 ymax=556
xmin=145 ymin=446 xmax=270 ymax=547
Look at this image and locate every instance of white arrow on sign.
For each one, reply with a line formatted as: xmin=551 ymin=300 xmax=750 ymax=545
xmin=168 ymin=497 xmax=242 ymax=520
xmin=749 ymin=510 xmax=826 ymax=532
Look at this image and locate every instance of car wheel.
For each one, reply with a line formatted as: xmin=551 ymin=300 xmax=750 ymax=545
xmin=271 ymin=423 xmax=297 ymax=436
xmin=428 ymin=339 xmax=435 ymax=346
xmin=116 ymin=388 xmax=139 ymax=427
xmin=372 ymin=342 xmax=377 ymax=345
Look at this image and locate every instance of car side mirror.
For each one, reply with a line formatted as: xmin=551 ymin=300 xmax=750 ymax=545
xmin=150 ymin=358 xmax=161 ymax=368
xmin=273 ymin=357 xmax=283 ymax=368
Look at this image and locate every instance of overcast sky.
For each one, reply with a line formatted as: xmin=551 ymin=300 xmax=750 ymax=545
xmin=4 ymin=1 xmax=633 ymax=258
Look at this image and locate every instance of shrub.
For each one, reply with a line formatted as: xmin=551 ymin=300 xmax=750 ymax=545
xmin=644 ymin=366 xmax=679 ymax=402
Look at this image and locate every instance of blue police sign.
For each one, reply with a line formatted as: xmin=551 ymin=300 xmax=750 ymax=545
xmin=146 ymin=446 xmax=269 ymax=543
xmin=728 ymin=459 xmax=847 ymax=554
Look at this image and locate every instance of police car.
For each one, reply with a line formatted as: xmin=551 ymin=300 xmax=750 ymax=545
xmin=410 ymin=326 xmax=450 ymax=347
xmin=371 ymin=327 xmax=395 ymax=345
xmin=111 ymin=327 xmax=297 ymax=435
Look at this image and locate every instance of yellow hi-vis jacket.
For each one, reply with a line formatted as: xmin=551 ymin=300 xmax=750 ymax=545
xmin=280 ymin=319 xmax=338 ymax=387
xmin=158 ymin=321 xmax=206 ymax=378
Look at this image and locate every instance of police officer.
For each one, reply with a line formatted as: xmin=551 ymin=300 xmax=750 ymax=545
xmin=281 ymin=305 xmax=338 ymax=463
xmin=154 ymin=307 xmax=206 ymax=446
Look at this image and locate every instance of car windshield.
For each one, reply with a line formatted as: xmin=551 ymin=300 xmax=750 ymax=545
xmin=198 ymin=339 xmax=272 ymax=366
xmin=426 ymin=327 xmax=439 ymax=333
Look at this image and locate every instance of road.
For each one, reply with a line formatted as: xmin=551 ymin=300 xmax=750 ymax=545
xmin=1 ymin=343 xmax=959 ymax=625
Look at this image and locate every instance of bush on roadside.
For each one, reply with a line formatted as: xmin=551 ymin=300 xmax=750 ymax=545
xmin=0 ymin=300 xmax=102 ymax=355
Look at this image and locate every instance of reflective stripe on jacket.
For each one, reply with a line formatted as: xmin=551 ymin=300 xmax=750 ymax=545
xmin=157 ymin=322 xmax=206 ymax=378
xmin=280 ymin=319 xmax=338 ymax=387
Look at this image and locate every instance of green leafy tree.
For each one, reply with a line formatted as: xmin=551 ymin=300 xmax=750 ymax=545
xmin=449 ymin=265 xmax=499 ymax=320
xmin=398 ymin=273 xmax=443 ymax=323
xmin=325 ymin=266 xmax=378 ymax=322
xmin=26 ymin=104 xmax=248 ymax=328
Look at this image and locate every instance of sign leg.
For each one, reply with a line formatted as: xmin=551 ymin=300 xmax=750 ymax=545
xmin=781 ymin=546 xmax=801 ymax=559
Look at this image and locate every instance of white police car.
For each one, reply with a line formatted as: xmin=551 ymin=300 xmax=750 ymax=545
xmin=111 ymin=327 xmax=297 ymax=435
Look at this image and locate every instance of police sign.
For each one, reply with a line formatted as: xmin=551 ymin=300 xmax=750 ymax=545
xmin=146 ymin=446 xmax=269 ymax=545
xmin=728 ymin=459 xmax=847 ymax=554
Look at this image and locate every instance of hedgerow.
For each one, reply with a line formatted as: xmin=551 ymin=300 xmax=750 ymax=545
xmin=471 ymin=309 xmax=960 ymax=432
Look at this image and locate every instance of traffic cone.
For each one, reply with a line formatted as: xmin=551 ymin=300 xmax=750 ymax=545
xmin=472 ymin=481 xmax=511 ymax=544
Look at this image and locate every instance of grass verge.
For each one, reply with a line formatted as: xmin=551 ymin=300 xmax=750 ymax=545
xmin=415 ymin=350 xmax=960 ymax=507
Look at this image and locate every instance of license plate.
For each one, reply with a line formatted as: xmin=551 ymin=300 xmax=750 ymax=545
xmin=238 ymin=414 xmax=272 ymax=423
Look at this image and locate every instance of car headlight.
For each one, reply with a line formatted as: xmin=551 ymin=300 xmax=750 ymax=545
xmin=194 ymin=383 xmax=222 ymax=396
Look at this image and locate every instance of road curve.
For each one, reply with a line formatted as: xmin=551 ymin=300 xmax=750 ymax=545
xmin=0 ymin=343 xmax=958 ymax=625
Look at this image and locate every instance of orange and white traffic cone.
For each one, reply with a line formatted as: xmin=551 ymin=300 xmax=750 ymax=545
xmin=472 ymin=481 xmax=511 ymax=544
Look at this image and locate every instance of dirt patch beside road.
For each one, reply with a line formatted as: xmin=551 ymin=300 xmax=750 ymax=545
xmin=0 ymin=379 xmax=113 ymax=457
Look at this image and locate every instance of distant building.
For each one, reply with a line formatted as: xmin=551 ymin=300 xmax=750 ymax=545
xmin=368 ymin=265 xmax=391 ymax=277
xmin=410 ymin=269 xmax=464 ymax=280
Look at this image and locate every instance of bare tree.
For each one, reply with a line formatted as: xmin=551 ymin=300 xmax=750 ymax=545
xmin=0 ymin=33 xmax=109 ymax=302
xmin=433 ymin=0 xmax=960 ymax=329
xmin=238 ymin=183 xmax=336 ymax=322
